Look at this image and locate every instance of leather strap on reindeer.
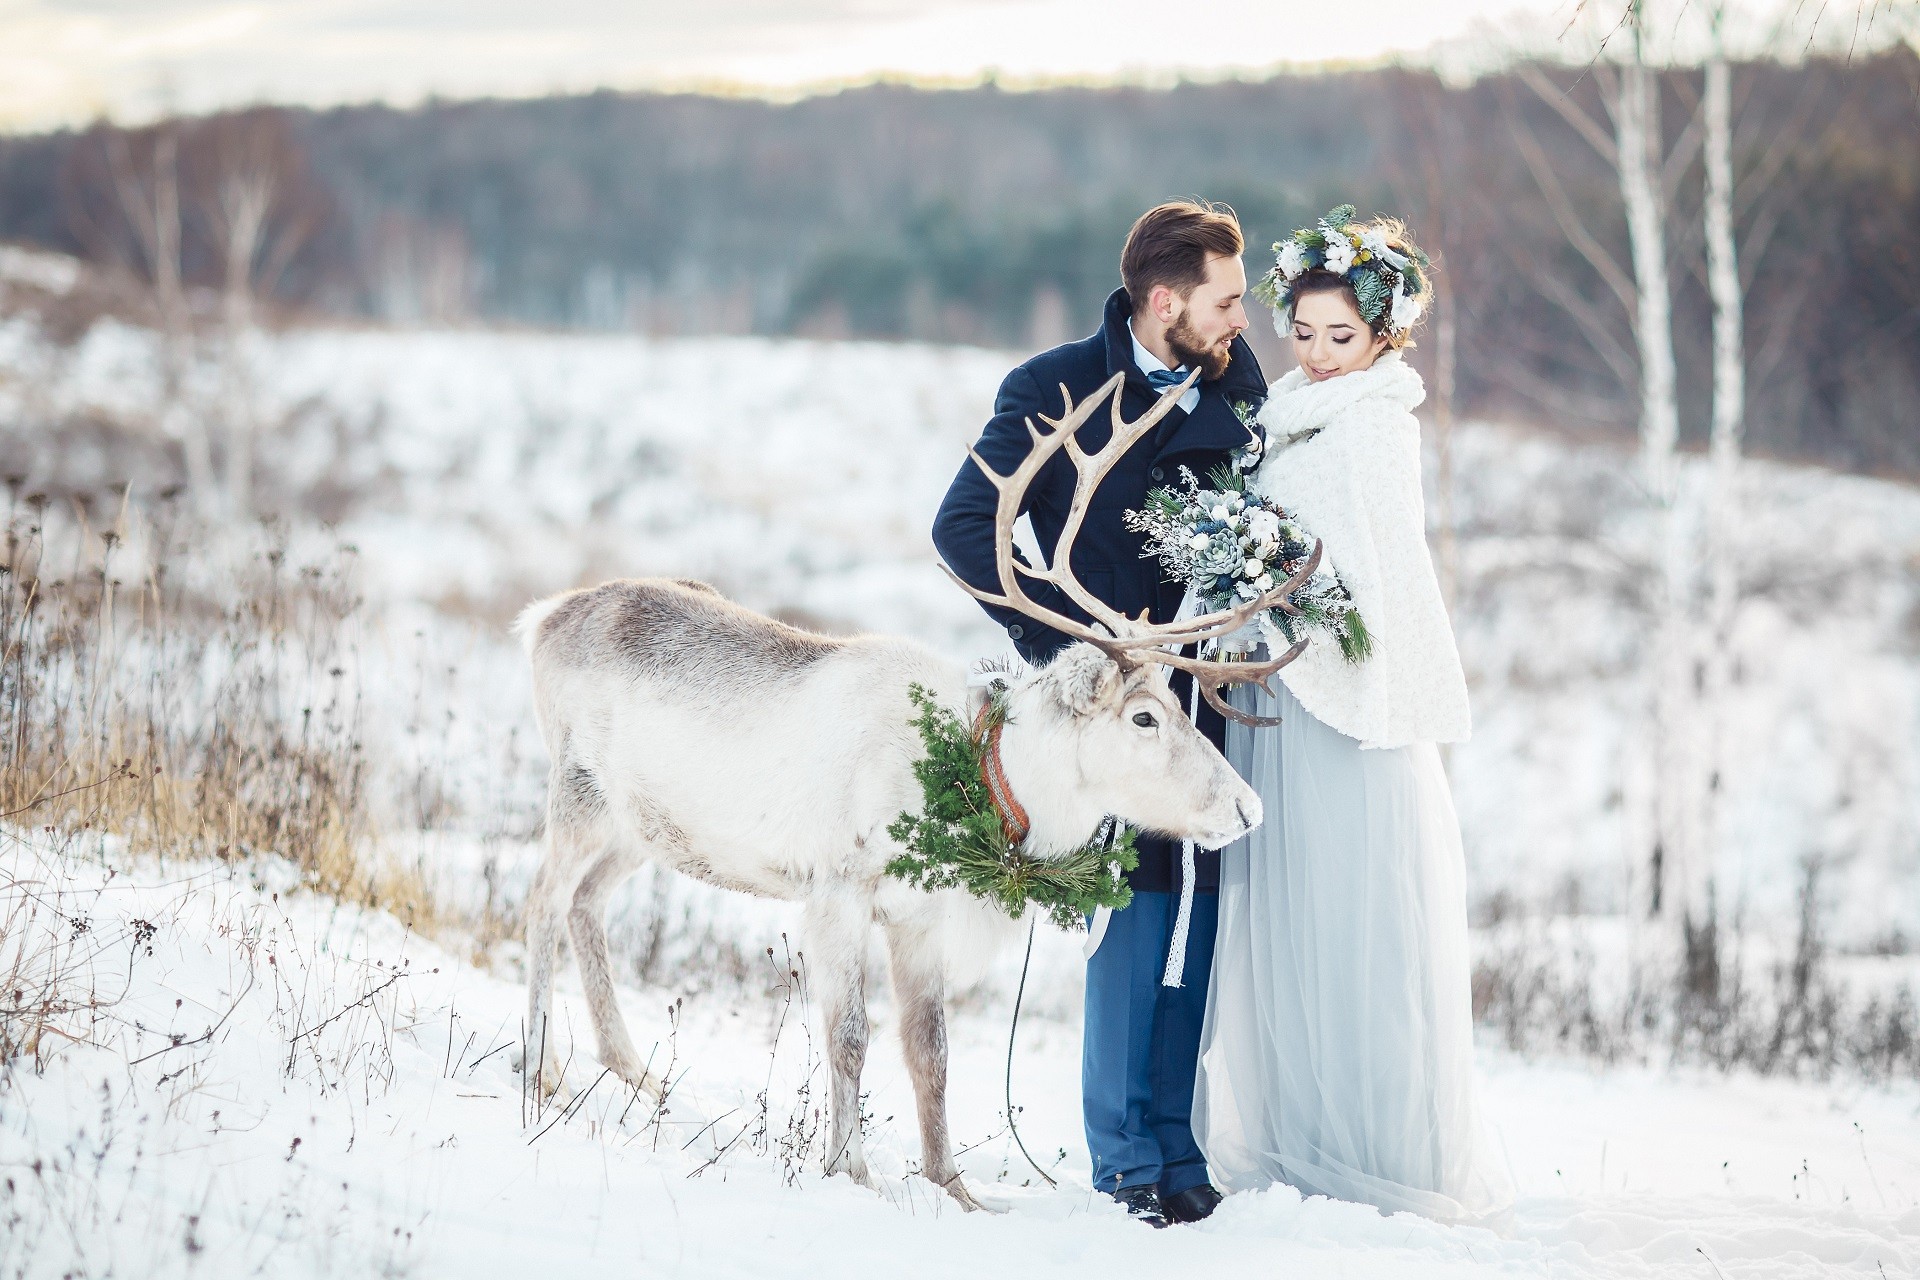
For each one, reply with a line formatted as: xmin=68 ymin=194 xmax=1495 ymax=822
xmin=973 ymin=700 xmax=1032 ymax=850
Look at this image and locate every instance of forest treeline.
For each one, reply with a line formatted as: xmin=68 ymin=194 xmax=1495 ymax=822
xmin=0 ymin=52 xmax=1915 ymax=476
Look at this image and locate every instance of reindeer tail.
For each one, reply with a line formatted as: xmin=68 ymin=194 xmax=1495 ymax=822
xmin=512 ymin=594 xmax=571 ymax=657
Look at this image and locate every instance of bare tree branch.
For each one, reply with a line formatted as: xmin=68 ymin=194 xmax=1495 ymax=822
xmin=1517 ymin=63 xmax=1621 ymax=163
xmin=1738 ymin=196 xmax=1787 ymax=293
xmin=1660 ymin=88 xmax=1707 ymax=209
xmin=1506 ymin=108 xmax=1640 ymax=320
xmin=1483 ymin=352 xmax=1634 ymax=427
xmin=1748 ymin=271 xmax=1817 ymax=393
xmin=1732 ymin=69 xmax=1830 ymax=221
xmin=1534 ymin=268 xmax=1643 ymax=389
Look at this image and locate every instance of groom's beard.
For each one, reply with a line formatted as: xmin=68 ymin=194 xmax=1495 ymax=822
xmin=1167 ymin=311 xmax=1234 ymax=381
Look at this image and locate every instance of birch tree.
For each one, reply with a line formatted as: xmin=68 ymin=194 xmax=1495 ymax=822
xmin=1613 ymin=2 xmax=1704 ymax=971
xmin=1510 ymin=2 xmax=1697 ymax=952
xmin=1518 ymin=1 xmax=1823 ymax=976
xmin=188 ymin=110 xmax=320 ymax=518
xmin=1616 ymin=13 xmax=1683 ymax=505
xmin=1685 ymin=0 xmax=1747 ymax=995
xmin=85 ymin=124 xmax=219 ymax=512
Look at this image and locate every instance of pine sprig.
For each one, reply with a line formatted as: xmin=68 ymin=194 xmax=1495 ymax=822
xmin=885 ymin=686 xmax=1137 ymax=930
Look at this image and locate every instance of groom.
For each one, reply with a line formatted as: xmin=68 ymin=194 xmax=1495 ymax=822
xmin=931 ymin=200 xmax=1266 ymax=1227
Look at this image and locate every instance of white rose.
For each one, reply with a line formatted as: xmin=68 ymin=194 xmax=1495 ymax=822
xmin=1391 ymin=287 xmax=1425 ymax=332
xmin=1277 ymin=240 xmax=1309 ymax=281
xmin=1242 ymin=557 xmax=1264 ymax=579
xmin=1210 ymin=504 xmax=1231 ymax=522
xmin=1189 ymin=533 xmax=1211 ymax=550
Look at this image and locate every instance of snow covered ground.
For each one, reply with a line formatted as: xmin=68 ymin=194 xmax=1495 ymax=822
xmin=5 ymin=309 xmax=1920 ymax=1276
xmin=5 ymin=830 xmax=1916 ymax=1280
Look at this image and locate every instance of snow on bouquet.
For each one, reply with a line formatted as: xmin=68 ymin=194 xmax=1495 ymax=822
xmin=1125 ymin=450 xmax=1373 ymax=663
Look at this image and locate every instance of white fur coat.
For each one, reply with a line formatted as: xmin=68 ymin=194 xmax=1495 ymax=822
xmin=1249 ymin=352 xmax=1470 ymax=749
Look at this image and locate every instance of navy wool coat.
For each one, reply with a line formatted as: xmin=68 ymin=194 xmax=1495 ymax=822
xmin=931 ymin=287 xmax=1268 ymax=891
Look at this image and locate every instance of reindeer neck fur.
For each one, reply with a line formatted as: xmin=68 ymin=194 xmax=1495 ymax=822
xmin=993 ymin=677 xmax=1109 ymax=858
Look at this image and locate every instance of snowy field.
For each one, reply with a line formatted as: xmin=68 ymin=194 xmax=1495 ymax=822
xmin=13 ymin=315 xmax=1916 ymax=941
xmin=4 ymin=305 xmax=1920 ymax=1276
xmin=3 ymin=830 xmax=1916 ymax=1279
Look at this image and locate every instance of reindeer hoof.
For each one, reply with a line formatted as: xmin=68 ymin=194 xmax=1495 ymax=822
xmin=513 ymin=1049 xmax=569 ymax=1101
xmin=603 ymin=1056 xmax=667 ymax=1100
xmin=932 ymin=1171 xmax=992 ymax=1213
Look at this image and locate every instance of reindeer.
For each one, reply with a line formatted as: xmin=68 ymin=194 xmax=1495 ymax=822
xmin=515 ymin=372 xmax=1317 ymax=1209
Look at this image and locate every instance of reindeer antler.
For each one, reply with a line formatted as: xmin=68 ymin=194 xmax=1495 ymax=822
xmin=940 ymin=372 xmax=1319 ymax=728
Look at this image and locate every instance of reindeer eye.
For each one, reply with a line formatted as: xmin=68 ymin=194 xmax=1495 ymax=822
xmin=1131 ymin=711 xmax=1157 ymax=728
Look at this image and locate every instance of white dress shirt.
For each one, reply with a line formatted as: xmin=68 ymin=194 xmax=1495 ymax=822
xmin=1127 ymin=318 xmax=1202 ymax=414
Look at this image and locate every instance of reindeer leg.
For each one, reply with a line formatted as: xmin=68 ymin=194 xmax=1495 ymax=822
xmin=885 ymin=921 xmax=983 ymax=1211
xmin=568 ymin=846 xmax=664 ymax=1097
xmin=524 ymin=762 xmax=603 ymax=1100
xmin=803 ymin=886 xmax=876 ymax=1191
xmin=524 ymin=854 xmax=575 ymax=1099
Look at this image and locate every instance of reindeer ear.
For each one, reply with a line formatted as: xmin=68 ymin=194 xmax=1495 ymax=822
xmin=1049 ymin=644 xmax=1122 ymax=714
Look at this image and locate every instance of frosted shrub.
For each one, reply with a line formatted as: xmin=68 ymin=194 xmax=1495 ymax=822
xmin=1472 ymin=861 xmax=1920 ymax=1081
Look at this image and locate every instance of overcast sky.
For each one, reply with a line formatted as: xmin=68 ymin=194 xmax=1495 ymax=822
xmin=1 ymin=0 xmax=1894 ymax=131
xmin=0 ymin=0 xmax=1600 ymax=129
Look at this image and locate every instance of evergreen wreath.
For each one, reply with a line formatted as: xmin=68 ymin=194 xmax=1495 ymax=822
xmin=885 ymin=684 xmax=1138 ymax=930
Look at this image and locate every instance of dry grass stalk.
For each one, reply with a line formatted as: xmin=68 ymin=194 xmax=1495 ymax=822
xmin=1 ymin=480 xmax=435 ymax=1016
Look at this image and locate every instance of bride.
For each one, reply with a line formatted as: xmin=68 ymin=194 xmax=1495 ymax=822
xmin=1192 ymin=207 xmax=1513 ymax=1224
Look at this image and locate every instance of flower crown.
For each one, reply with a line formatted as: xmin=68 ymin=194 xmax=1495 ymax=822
xmin=1255 ymin=204 xmax=1432 ymax=338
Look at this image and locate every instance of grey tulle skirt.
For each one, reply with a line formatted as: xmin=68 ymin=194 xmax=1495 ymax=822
xmin=1193 ymin=677 xmax=1514 ymax=1224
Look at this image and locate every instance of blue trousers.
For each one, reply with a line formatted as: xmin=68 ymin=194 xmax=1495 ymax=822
xmin=1082 ymin=889 xmax=1220 ymax=1196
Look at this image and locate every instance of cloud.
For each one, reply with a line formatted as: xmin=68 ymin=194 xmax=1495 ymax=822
xmin=0 ymin=0 xmax=1610 ymax=131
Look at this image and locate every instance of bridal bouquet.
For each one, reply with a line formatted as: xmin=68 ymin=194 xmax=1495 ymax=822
xmin=1126 ymin=456 xmax=1372 ymax=663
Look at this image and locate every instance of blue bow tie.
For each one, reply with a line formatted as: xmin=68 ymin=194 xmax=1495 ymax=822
xmin=1146 ymin=367 xmax=1193 ymax=391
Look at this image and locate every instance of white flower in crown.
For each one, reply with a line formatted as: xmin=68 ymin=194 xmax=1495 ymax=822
xmin=1277 ymin=240 xmax=1309 ymax=281
xmin=1360 ymin=227 xmax=1411 ymax=271
xmin=1390 ymin=286 xmax=1425 ymax=333
xmin=1322 ymin=227 xmax=1356 ymax=274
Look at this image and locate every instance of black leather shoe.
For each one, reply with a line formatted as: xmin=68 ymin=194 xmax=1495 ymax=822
xmin=1113 ymin=1185 xmax=1171 ymax=1228
xmin=1160 ymin=1184 xmax=1224 ymax=1224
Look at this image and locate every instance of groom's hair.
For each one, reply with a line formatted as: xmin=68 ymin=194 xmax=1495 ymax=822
xmin=1121 ymin=200 xmax=1244 ymax=315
